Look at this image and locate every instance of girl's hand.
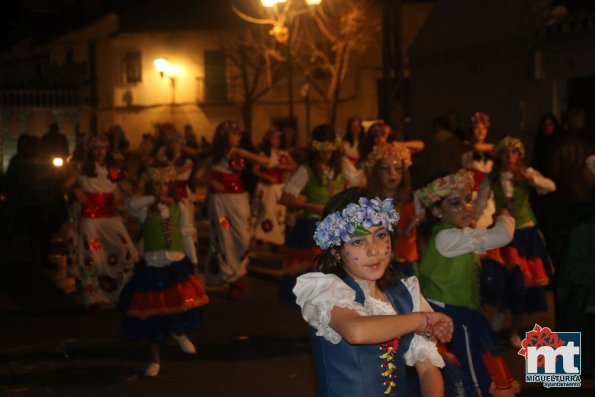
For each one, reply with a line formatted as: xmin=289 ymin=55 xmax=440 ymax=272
xmin=431 ymin=312 xmax=454 ymax=343
xmin=417 ymin=312 xmax=454 ymax=343
xmin=512 ymin=167 xmax=533 ymax=183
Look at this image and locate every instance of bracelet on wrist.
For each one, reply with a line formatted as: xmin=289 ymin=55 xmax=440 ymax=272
xmin=416 ymin=312 xmax=436 ymax=341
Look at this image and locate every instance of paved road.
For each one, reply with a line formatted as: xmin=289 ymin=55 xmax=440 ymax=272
xmin=0 ymin=237 xmax=593 ymax=397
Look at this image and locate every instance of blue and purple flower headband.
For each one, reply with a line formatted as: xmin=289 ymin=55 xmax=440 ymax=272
xmin=313 ymin=197 xmax=400 ymax=250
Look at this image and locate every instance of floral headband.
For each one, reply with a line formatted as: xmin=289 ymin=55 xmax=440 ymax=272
xmin=367 ymin=122 xmax=392 ymax=137
xmin=364 ymin=142 xmax=412 ymax=173
xmin=470 ymin=111 xmax=490 ymax=128
xmin=416 ymin=169 xmax=475 ymax=208
xmin=495 ymin=135 xmax=525 ymax=158
xmin=147 ymin=165 xmax=176 ymax=184
xmin=313 ymin=197 xmax=400 ymax=250
xmin=310 ymin=137 xmax=342 ymax=152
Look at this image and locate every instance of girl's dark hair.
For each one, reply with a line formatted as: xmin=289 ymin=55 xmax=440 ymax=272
xmin=107 ymin=125 xmax=130 ymax=153
xmin=81 ymin=147 xmax=117 ymax=177
xmin=537 ymin=113 xmax=561 ymax=137
xmin=165 ymin=144 xmax=189 ymax=167
xmin=358 ymin=122 xmax=394 ymax=161
xmin=307 ymin=124 xmax=342 ymax=182
xmin=343 ymin=116 xmax=364 ymax=146
xmin=211 ymin=120 xmax=242 ymax=165
xmin=313 ymin=187 xmax=399 ymax=290
xmin=259 ymin=128 xmax=284 ymax=156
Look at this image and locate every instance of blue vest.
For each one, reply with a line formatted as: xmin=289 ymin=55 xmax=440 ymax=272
xmin=309 ymin=276 xmax=416 ymax=397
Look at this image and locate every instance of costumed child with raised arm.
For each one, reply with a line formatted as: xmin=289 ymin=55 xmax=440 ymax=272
xmin=294 ymin=187 xmax=453 ymax=397
xmin=204 ymin=120 xmax=274 ymax=299
xmin=490 ymin=136 xmax=556 ymax=348
xmin=118 ymin=164 xmax=209 ymax=377
xmin=416 ymin=169 xmax=520 ymax=397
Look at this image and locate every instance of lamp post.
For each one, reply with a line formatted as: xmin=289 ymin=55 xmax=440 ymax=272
xmin=153 ymin=58 xmax=179 ymax=105
xmin=259 ymin=0 xmax=322 ymax=130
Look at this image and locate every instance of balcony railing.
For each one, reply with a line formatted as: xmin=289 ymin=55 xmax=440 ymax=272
xmin=0 ymin=89 xmax=83 ymax=108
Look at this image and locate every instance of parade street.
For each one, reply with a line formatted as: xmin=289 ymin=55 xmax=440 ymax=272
xmin=0 ymin=237 xmax=593 ymax=397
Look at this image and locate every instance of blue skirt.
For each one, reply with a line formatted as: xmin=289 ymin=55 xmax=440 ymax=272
xmin=118 ymin=256 xmax=208 ymax=343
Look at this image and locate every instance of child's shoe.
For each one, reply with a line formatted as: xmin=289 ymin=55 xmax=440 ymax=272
xmin=144 ymin=362 xmax=160 ymax=377
xmin=173 ymin=334 xmax=197 ymax=354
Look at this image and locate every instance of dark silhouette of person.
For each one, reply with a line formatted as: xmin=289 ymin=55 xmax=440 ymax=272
xmin=41 ymin=122 xmax=70 ymax=161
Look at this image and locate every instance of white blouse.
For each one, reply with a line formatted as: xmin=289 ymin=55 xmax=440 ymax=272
xmin=293 ymin=273 xmax=445 ymax=368
xmin=435 ymin=213 xmax=515 ymax=258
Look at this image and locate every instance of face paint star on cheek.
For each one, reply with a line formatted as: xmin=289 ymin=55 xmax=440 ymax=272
xmin=354 ymin=257 xmax=358 ymax=261
xmin=384 ymin=251 xmax=389 ymax=256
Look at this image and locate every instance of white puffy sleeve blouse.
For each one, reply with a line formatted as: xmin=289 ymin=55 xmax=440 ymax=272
xmin=293 ymin=272 xmax=445 ymax=367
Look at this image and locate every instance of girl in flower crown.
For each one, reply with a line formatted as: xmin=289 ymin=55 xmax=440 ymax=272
xmin=293 ymin=187 xmax=453 ymax=397
xmin=489 ymin=135 xmax=555 ymax=349
xmin=416 ymin=169 xmax=520 ymax=397
xmin=278 ymin=124 xmax=346 ymax=303
xmin=118 ymin=163 xmax=209 ymax=377
xmin=364 ymin=141 xmax=421 ymax=277
xmin=64 ymin=133 xmax=139 ymax=311
xmin=358 ymin=122 xmax=425 ymax=165
xmin=205 ymin=120 xmax=274 ymax=299
xmin=251 ymin=127 xmax=297 ymax=247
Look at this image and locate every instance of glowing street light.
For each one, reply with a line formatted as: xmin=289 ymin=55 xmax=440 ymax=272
xmin=153 ymin=57 xmax=169 ymax=77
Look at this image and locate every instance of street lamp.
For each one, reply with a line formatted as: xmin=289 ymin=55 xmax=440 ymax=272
xmin=153 ymin=57 xmax=169 ymax=77
xmin=153 ymin=57 xmax=179 ymax=104
xmin=256 ymin=0 xmax=322 ymax=130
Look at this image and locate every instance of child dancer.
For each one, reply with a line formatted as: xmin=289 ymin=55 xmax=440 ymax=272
xmin=359 ymin=122 xmax=425 ymax=163
xmin=416 ymin=169 xmax=520 ymax=397
xmin=251 ymin=127 xmax=297 ymax=246
xmin=341 ymin=116 xmax=365 ymax=165
xmin=166 ymin=131 xmax=198 ymax=265
xmin=460 ymin=112 xmax=507 ymax=332
xmin=278 ymin=124 xmax=346 ymax=303
xmin=364 ymin=142 xmax=421 ymax=277
xmin=293 ymin=187 xmax=453 ymax=397
xmin=205 ymin=120 xmax=273 ymax=298
xmin=491 ymin=136 xmax=556 ymax=348
xmin=461 ymin=112 xmax=495 ymax=228
xmin=65 ymin=133 xmax=139 ymax=310
xmin=119 ymin=164 xmax=209 ymax=377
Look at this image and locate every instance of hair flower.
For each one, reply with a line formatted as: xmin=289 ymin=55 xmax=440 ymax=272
xmin=313 ymin=197 xmax=400 ymax=249
xmin=416 ymin=169 xmax=475 ymax=208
